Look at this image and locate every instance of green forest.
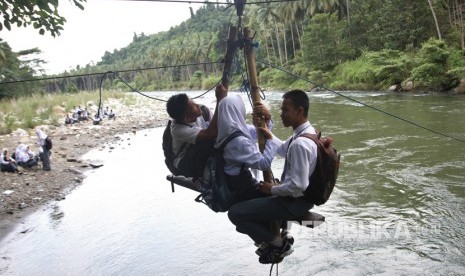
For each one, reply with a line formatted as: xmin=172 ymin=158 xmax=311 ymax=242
xmin=1 ymin=0 xmax=465 ymax=99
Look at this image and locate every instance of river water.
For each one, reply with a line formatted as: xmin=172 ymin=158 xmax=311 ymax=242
xmin=0 ymin=91 xmax=464 ymax=275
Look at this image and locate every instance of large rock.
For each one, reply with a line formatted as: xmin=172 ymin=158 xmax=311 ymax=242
xmin=404 ymin=81 xmax=414 ymax=92
xmin=456 ymin=78 xmax=465 ymax=94
xmin=13 ymin=128 xmax=28 ymax=136
xmin=388 ymin=84 xmax=402 ymax=92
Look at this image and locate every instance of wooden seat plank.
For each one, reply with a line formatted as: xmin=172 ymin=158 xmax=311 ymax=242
xmin=167 ymin=174 xmax=325 ymax=228
xmin=289 ymin=211 xmax=325 ymax=228
xmin=166 ymin=175 xmax=199 ymax=192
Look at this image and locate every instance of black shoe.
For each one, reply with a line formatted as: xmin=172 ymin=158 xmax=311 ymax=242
xmin=281 ymin=231 xmax=294 ymax=245
xmin=258 ymin=240 xmax=293 ymax=264
xmin=255 ymin=242 xmax=268 ymax=256
xmin=256 ymin=232 xmax=294 ymax=257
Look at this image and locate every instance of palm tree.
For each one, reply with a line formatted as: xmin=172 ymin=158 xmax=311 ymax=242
xmin=428 ymin=0 xmax=443 ymax=39
xmin=193 ymin=32 xmax=211 ymax=74
xmin=247 ymin=6 xmax=273 ymax=62
xmin=448 ymin=0 xmax=464 ymax=48
xmin=257 ymin=4 xmax=284 ymax=65
xmin=204 ymin=31 xmax=218 ymax=75
xmin=280 ymin=2 xmax=299 ymax=61
xmin=457 ymin=0 xmax=464 ymax=48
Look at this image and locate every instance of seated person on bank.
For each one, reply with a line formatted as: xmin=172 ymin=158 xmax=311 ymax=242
xmin=0 ymin=148 xmax=19 ymax=173
xmin=166 ymin=84 xmax=227 ymax=178
xmin=80 ymin=108 xmax=89 ymax=121
xmin=108 ymin=109 xmax=116 ymax=119
xmin=15 ymin=144 xmax=38 ymax=169
xmin=64 ymin=114 xmax=76 ymax=125
xmin=72 ymin=111 xmax=79 ymax=123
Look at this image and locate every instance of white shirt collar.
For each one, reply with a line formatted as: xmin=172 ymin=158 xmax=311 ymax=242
xmin=292 ymin=121 xmax=312 ymax=139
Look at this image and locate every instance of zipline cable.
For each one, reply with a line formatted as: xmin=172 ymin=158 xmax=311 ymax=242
xmin=120 ymin=0 xmax=301 ymax=5
xmin=97 ymin=71 xmax=223 ymax=117
xmin=257 ymin=58 xmax=465 ymax=144
xmin=0 ymin=61 xmax=223 ymax=85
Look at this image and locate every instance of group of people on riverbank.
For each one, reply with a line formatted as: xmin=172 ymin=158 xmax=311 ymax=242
xmin=166 ymin=85 xmax=318 ymax=264
xmin=0 ymin=129 xmax=52 ymax=173
xmin=64 ymin=106 xmax=116 ymax=126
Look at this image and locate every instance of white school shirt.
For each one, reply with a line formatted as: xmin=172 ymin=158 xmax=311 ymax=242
xmin=36 ymin=129 xmax=47 ymax=147
xmin=223 ymin=124 xmax=279 ymax=176
xmin=15 ymin=145 xmax=30 ymax=163
xmin=171 ymin=115 xmax=209 ymax=168
xmin=271 ymin=121 xmax=318 ymax=197
xmin=0 ymin=153 xmax=9 ymax=165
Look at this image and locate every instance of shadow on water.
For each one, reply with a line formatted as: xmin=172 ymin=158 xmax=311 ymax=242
xmin=0 ymin=92 xmax=464 ymax=275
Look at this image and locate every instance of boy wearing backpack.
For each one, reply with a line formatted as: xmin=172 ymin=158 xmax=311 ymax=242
xmin=166 ymin=84 xmax=227 ymax=178
xmin=228 ymin=90 xmax=318 ymax=264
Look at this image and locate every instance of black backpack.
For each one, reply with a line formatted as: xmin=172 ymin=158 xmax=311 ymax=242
xmin=300 ymin=132 xmax=341 ymax=206
xmin=162 ymin=120 xmax=181 ymax=175
xmin=162 ymin=105 xmax=211 ymax=175
xmin=195 ymin=131 xmax=244 ymax=212
xmin=45 ymin=137 xmax=53 ymax=150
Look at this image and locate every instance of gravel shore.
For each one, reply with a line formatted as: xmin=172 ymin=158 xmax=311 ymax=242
xmin=0 ymin=97 xmax=169 ymax=243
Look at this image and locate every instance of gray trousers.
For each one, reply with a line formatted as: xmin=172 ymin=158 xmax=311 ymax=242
xmin=1 ymin=162 xmax=18 ymax=172
xmin=228 ymin=195 xmax=313 ymax=243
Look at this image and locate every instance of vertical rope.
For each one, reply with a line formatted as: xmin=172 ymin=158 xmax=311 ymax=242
xmin=269 ymin=263 xmax=279 ymax=276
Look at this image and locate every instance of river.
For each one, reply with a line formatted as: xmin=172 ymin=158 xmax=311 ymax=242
xmin=0 ymin=91 xmax=464 ymax=275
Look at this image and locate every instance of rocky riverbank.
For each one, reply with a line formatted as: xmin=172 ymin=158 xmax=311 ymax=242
xmin=0 ymin=97 xmax=169 ymax=242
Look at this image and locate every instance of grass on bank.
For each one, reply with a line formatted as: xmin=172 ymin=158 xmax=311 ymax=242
xmin=0 ymin=91 xmax=129 ymax=135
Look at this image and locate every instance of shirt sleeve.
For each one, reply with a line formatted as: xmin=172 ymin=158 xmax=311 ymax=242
xmin=172 ymin=124 xmax=202 ymax=145
xmin=223 ymin=136 xmax=278 ymax=175
xmin=246 ymin=124 xmax=258 ymax=141
xmin=245 ymin=121 xmax=274 ymax=142
xmin=38 ymin=138 xmax=45 ymax=147
xmin=275 ymin=136 xmax=290 ymax=158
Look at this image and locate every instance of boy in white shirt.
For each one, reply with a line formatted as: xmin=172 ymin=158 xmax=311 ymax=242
xmin=166 ymin=84 xmax=227 ymax=178
xmin=228 ymin=90 xmax=318 ymax=264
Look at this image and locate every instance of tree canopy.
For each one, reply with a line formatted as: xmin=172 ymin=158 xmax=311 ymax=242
xmin=0 ymin=0 xmax=87 ymax=99
xmin=0 ymin=0 xmax=86 ymax=37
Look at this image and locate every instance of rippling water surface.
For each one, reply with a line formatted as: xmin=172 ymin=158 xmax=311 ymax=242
xmin=0 ymin=91 xmax=464 ymax=275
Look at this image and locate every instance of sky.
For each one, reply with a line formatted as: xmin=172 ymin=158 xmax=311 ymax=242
xmin=1 ymin=0 xmax=200 ymax=75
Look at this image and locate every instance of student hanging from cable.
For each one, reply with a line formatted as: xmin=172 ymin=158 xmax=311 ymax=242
xmin=166 ymin=84 xmax=227 ymax=179
xmin=215 ymin=93 xmax=279 ymax=202
xmin=228 ymin=90 xmax=318 ymax=265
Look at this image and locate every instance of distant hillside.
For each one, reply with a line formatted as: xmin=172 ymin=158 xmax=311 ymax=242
xmin=44 ymin=0 xmax=465 ymax=94
xmin=49 ymin=4 xmax=233 ymax=92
